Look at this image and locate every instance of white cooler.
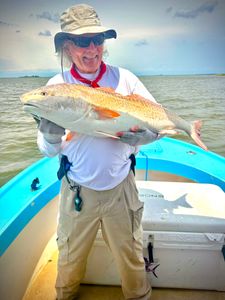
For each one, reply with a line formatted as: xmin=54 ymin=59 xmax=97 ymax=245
xmin=83 ymin=181 xmax=225 ymax=291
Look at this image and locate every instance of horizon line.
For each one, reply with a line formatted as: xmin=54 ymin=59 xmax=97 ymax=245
xmin=0 ymin=72 xmax=224 ymax=79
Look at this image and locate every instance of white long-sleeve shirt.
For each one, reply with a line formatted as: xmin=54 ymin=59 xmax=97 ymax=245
xmin=37 ymin=64 xmax=156 ymax=190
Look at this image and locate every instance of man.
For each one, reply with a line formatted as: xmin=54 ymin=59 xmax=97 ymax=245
xmin=38 ymin=4 xmax=159 ymax=300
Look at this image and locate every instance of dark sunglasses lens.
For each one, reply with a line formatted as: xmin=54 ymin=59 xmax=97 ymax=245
xmin=73 ymin=34 xmax=105 ymax=48
xmin=72 ymin=37 xmax=89 ymax=47
xmin=93 ymin=34 xmax=105 ymax=45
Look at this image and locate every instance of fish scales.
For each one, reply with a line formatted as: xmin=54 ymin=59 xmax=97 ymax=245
xmin=67 ymin=85 xmax=187 ymax=131
xmin=20 ymin=83 xmax=208 ymax=150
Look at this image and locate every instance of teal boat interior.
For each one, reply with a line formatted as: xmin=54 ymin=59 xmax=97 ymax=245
xmin=1 ymin=137 xmax=224 ymax=257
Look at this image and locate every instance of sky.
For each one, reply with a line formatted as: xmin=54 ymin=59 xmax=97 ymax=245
xmin=0 ymin=0 xmax=225 ymax=77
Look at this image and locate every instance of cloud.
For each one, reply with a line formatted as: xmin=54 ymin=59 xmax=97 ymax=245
xmin=120 ymin=25 xmax=187 ymax=40
xmin=35 ymin=11 xmax=60 ymax=23
xmin=0 ymin=20 xmax=17 ymax=27
xmin=135 ymin=39 xmax=149 ymax=47
xmin=166 ymin=7 xmax=173 ymax=14
xmin=174 ymin=1 xmax=218 ymax=19
xmin=38 ymin=30 xmax=52 ymax=37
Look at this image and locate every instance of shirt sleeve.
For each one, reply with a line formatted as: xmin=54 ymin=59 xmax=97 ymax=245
xmin=46 ymin=73 xmax=65 ymax=86
xmin=132 ymin=77 xmax=157 ymax=103
xmin=119 ymin=67 xmax=158 ymax=103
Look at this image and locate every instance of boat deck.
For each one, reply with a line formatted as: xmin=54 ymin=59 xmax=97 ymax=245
xmin=23 ymin=251 xmax=225 ymax=300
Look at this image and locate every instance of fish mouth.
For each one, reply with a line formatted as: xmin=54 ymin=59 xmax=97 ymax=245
xmin=23 ymin=102 xmax=49 ymax=111
xmin=23 ymin=103 xmax=38 ymax=108
xmin=23 ymin=103 xmax=40 ymax=119
xmin=23 ymin=102 xmax=50 ymax=120
xmin=23 ymin=103 xmax=37 ymax=113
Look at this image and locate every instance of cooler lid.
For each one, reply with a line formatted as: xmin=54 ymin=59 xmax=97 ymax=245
xmin=137 ymin=181 xmax=225 ymax=233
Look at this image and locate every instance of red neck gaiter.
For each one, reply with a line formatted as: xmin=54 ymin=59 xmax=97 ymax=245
xmin=70 ymin=61 xmax=107 ymax=88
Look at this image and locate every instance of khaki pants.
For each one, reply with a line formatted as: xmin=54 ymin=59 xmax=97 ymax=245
xmin=56 ymin=172 xmax=151 ymax=300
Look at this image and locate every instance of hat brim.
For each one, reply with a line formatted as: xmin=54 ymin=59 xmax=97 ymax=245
xmin=54 ymin=27 xmax=117 ymax=52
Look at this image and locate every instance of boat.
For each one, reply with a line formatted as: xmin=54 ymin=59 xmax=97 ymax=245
xmin=0 ymin=137 xmax=225 ymax=300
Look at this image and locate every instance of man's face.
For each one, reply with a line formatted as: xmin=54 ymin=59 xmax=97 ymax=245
xmin=65 ymin=34 xmax=104 ymax=73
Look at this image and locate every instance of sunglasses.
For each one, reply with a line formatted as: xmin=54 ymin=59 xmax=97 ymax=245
xmin=69 ymin=34 xmax=105 ymax=48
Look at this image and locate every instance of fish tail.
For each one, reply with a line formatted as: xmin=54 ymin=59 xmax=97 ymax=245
xmin=190 ymin=120 xmax=208 ymax=151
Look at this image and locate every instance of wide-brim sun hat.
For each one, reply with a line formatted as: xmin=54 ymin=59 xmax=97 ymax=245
xmin=54 ymin=4 xmax=117 ymax=52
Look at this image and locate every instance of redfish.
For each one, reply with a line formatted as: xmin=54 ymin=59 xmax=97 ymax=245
xmin=20 ymin=83 xmax=207 ymax=150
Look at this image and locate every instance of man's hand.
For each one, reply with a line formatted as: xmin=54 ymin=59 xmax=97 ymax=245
xmin=117 ymin=128 xmax=160 ymax=146
xmin=38 ymin=119 xmax=65 ymax=144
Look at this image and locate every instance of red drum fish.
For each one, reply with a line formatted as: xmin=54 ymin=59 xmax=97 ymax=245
xmin=20 ymin=83 xmax=208 ymax=150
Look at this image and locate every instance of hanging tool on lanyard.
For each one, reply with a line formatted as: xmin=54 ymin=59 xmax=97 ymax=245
xmin=57 ymin=155 xmax=83 ymax=211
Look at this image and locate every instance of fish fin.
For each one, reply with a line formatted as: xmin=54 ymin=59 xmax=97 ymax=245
xmin=190 ymin=120 xmax=208 ymax=151
xmin=96 ymin=87 xmax=115 ymax=93
xmin=159 ymin=129 xmax=179 ymax=135
xmin=66 ymin=131 xmax=76 ymax=141
xmin=94 ymin=131 xmax=120 ymax=139
xmin=93 ymin=106 xmax=120 ymax=119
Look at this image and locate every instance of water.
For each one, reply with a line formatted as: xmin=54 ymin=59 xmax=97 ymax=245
xmin=0 ymin=75 xmax=224 ymax=187
xmin=140 ymin=75 xmax=225 ymax=154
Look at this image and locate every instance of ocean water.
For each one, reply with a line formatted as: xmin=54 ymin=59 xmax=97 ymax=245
xmin=0 ymin=75 xmax=224 ymax=187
